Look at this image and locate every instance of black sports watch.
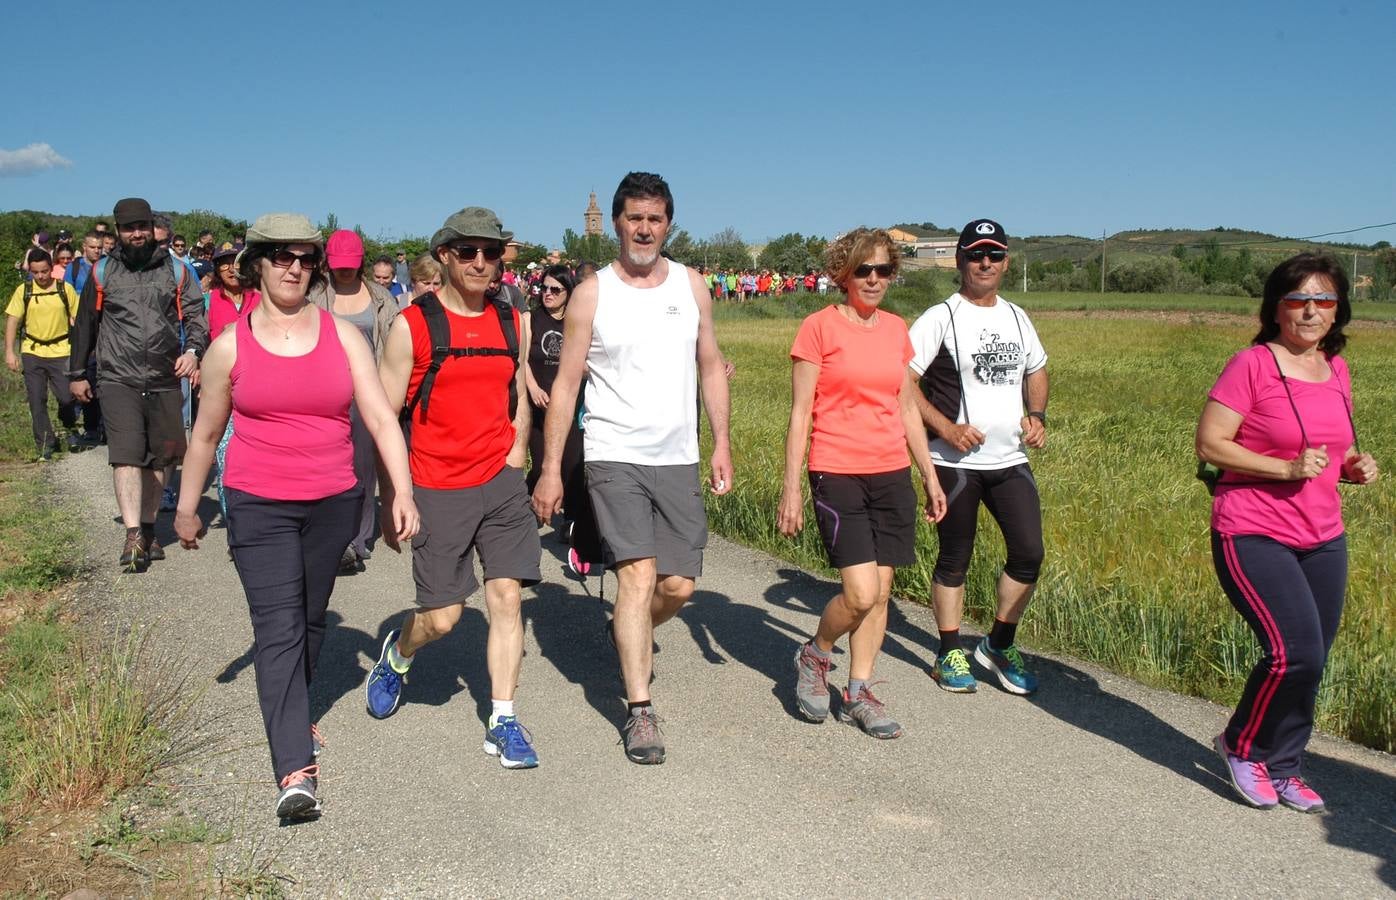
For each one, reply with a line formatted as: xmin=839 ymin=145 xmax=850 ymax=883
xmin=1026 ymin=411 xmax=1047 ymax=425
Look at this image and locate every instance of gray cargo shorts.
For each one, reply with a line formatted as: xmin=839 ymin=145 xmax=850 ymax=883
xmin=585 ymin=461 xmax=707 ymax=578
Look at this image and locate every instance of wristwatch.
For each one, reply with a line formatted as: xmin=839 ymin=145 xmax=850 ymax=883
xmin=1026 ymin=411 xmax=1047 ymax=425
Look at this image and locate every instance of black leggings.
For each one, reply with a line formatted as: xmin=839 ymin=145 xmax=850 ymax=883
xmin=226 ymin=485 xmax=360 ymax=781
xmin=1212 ymin=531 xmax=1346 ymax=777
xmin=932 ymin=464 xmax=1044 ymax=587
xmin=525 ymin=406 xmax=585 ymax=519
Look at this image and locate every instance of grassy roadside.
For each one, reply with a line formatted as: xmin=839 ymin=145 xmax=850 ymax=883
xmin=708 ymin=301 xmax=1395 ymax=753
xmin=0 ymin=368 xmax=246 ymax=895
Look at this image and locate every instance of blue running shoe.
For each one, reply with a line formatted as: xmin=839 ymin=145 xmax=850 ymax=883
xmin=365 ymin=629 xmax=405 ymax=719
xmin=931 ymin=647 xmax=977 ymax=693
xmin=973 ymin=637 xmax=1038 ymax=695
xmin=484 ymin=716 xmax=539 ymax=769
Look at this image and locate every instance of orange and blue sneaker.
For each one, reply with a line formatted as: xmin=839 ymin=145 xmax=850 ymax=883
xmin=484 ymin=716 xmax=539 ymax=769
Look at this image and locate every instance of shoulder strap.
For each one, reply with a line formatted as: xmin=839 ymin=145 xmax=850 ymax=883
xmin=402 ymin=291 xmax=452 ymax=424
xmin=1263 ymin=345 xmax=1309 ymax=449
xmin=93 ymin=257 xmax=107 ymax=311
xmin=943 ymin=298 xmax=969 ymax=423
xmin=491 ymin=297 xmax=520 ymax=421
xmin=169 ymin=255 xmax=187 ymax=322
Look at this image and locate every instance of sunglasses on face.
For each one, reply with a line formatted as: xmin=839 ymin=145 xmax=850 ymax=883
xmin=852 ymin=263 xmax=896 ymax=279
xmin=543 ymin=285 xmax=567 ymax=296
xmin=963 ymin=248 xmax=1008 ymax=263
xmin=446 ymin=243 xmax=504 ymax=262
xmin=1280 ymin=292 xmax=1338 ymax=310
xmin=269 ymin=249 xmax=322 ymax=269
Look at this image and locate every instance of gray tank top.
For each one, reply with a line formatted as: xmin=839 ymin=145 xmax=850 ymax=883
xmin=335 ymin=304 xmax=376 ymax=351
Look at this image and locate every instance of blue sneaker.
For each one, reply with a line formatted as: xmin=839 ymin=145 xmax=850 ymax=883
xmin=365 ymin=629 xmax=406 ymax=719
xmin=483 ymin=716 xmax=539 ymax=769
xmin=931 ymin=647 xmax=977 ymax=693
xmin=973 ymin=638 xmax=1038 ymax=695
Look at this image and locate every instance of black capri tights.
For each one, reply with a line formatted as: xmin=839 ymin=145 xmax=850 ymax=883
xmin=932 ymin=464 xmax=1044 ymax=587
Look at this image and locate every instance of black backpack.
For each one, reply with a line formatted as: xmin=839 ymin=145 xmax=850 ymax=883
xmin=400 ymin=291 xmax=519 ymax=428
xmin=18 ymin=279 xmax=78 ymax=346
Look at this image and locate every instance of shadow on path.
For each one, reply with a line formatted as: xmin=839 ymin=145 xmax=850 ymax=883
xmin=678 ymin=589 xmax=812 ymax=721
xmin=528 ymin=580 xmax=626 ymax=730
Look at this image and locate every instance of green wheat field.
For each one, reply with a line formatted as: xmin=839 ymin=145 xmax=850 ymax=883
xmin=707 ymin=299 xmax=1395 ymax=753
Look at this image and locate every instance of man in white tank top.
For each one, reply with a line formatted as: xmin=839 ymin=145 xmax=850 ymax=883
xmin=533 ymin=172 xmax=733 ymax=765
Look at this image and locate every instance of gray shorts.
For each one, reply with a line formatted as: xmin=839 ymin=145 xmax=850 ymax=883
xmin=411 ymin=466 xmax=541 ymax=608
xmin=585 ymin=461 xmax=707 ymax=578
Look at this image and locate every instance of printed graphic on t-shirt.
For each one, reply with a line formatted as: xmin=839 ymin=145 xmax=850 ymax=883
xmin=970 ymin=328 xmax=1025 ymax=386
xmin=541 ymin=329 xmax=563 ymax=361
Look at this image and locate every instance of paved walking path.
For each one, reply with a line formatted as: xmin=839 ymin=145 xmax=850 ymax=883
xmin=58 ymin=450 xmax=1395 ymax=897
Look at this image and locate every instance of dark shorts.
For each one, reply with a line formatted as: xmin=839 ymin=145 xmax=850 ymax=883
xmin=585 ymin=461 xmax=707 ymax=578
xmin=411 ymin=466 xmax=541 ymax=608
xmin=808 ymin=468 xmax=918 ymax=569
xmin=99 ymin=382 xmax=186 ymax=469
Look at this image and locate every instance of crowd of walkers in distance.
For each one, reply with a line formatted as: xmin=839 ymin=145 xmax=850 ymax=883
xmin=3 ymin=174 xmax=1376 ymax=826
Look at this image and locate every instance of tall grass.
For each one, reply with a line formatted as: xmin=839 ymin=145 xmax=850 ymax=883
xmin=708 ymin=310 xmax=1396 ymax=753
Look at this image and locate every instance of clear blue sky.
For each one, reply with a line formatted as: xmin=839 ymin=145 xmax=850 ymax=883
xmin=4 ymin=0 xmax=1393 ymax=250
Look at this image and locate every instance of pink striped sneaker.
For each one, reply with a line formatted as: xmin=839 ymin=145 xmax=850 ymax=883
xmin=1271 ymin=776 xmax=1325 ymax=814
xmin=1213 ymin=734 xmax=1278 ymax=809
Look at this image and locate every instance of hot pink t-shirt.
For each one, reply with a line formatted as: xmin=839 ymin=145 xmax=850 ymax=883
xmin=207 ymin=287 xmax=261 ymax=341
xmin=790 ymin=305 xmax=914 ymax=475
xmin=223 ymin=308 xmax=357 ymax=501
xmin=1208 ymin=344 xmax=1355 ymax=548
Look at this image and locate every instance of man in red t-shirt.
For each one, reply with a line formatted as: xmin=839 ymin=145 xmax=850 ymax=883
xmin=363 ymin=207 xmax=542 ymax=769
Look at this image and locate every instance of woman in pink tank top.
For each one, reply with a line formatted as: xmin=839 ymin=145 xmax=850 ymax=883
xmin=173 ymin=213 xmax=419 ymax=822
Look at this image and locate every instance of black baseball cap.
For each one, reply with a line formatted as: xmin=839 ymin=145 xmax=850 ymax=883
xmin=958 ymin=219 xmax=1008 ymax=250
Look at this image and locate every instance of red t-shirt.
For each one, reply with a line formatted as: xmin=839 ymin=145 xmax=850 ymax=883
xmin=402 ymin=302 xmax=519 ymax=489
xmin=790 ymin=305 xmax=914 ymax=474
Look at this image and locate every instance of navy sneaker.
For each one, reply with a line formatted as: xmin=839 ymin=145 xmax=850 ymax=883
xmin=365 ymin=629 xmax=406 ymax=719
xmin=483 ymin=716 xmax=539 ymax=769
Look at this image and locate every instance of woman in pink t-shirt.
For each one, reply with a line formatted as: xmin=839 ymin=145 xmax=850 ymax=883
xmin=1196 ymin=253 xmax=1379 ymax=813
xmin=173 ymin=213 xmax=419 ymax=822
xmin=779 ymin=228 xmax=946 ymax=740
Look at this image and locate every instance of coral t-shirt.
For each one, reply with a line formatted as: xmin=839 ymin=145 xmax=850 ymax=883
xmin=401 ymin=300 xmax=519 ymax=489
xmin=790 ymin=305 xmax=914 ymax=474
xmin=1208 ymin=344 xmax=1355 ymax=548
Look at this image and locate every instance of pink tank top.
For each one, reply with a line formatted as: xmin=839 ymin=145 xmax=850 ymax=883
xmin=223 ymin=307 xmax=357 ymax=501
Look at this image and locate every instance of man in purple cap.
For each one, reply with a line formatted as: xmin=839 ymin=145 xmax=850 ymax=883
xmin=907 ymin=218 xmax=1050 ymax=697
xmin=68 ymin=197 xmax=208 ymax=572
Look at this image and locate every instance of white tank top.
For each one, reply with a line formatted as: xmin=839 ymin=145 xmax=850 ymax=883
xmin=583 ymin=260 xmax=699 ymax=465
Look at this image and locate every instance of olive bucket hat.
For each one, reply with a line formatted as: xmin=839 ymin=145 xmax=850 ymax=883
xmin=235 ymin=213 xmax=323 ymax=270
xmin=429 ymin=207 xmax=513 ymax=251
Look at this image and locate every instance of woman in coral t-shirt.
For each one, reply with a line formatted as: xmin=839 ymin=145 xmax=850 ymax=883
xmin=778 ymin=227 xmax=946 ymax=741
xmin=1196 ymin=253 xmax=1378 ymax=814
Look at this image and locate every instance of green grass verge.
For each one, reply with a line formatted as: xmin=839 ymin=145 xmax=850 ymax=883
xmin=709 ymin=312 xmax=1396 ymax=753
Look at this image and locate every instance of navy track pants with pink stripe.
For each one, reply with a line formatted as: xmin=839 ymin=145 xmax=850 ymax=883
xmin=1211 ymin=531 xmax=1347 ymax=778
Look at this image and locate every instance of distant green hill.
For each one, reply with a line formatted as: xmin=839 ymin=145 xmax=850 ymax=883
xmin=1014 ymin=227 xmax=1384 ymax=267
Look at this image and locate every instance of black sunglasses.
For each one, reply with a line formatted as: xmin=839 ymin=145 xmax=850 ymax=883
xmin=543 ymin=285 xmax=567 ymax=296
xmin=269 ymin=248 xmax=322 ymax=269
xmin=446 ymin=243 xmax=504 ymax=262
xmin=852 ymin=263 xmax=896 ymax=278
xmin=963 ymin=248 xmax=1007 ymax=262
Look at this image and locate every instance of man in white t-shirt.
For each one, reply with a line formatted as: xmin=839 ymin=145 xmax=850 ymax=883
xmin=532 ymin=171 xmax=733 ymax=765
xmin=907 ymin=219 xmax=1049 ymax=696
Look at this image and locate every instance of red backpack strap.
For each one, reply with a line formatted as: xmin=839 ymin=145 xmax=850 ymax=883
xmin=93 ymin=257 xmax=107 ymax=311
xmin=170 ymin=256 xmax=187 ymax=321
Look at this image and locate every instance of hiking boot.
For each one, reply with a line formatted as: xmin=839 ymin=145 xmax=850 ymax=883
xmin=973 ymin=638 xmax=1038 ymax=695
xmin=484 ymin=716 xmax=540 ymax=769
xmin=620 ymin=707 xmax=665 ymax=764
xmin=119 ymin=532 xmax=148 ymax=573
xmin=1213 ymin=734 xmax=1278 ymax=809
xmin=932 ymin=647 xmax=977 ymax=693
xmin=275 ymin=765 xmax=322 ymax=820
xmin=144 ymin=535 xmax=165 ymax=561
xmin=837 ymin=684 xmax=903 ymax=739
xmin=1271 ymin=775 xmax=1325 ymax=813
xmin=160 ymin=487 xmax=178 ymax=512
xmin=365 ymin=629 xmax=405 ymax=719
xmin=793 ymin=641 xmax=832 ymax=722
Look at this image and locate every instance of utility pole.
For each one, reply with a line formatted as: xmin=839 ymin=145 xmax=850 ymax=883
xmin=1022 ymin=248 xmax=1028 ymax=293
xmin=1100 ymin=228 xmax=1107 ymax=294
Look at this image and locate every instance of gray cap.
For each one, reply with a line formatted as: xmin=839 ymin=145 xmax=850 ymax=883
xmin=429 ymin=207 xmax=513 ymax=251
xmin=236 ymin=213 xmax=323 ymax=269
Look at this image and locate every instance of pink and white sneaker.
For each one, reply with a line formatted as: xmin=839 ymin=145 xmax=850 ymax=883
xmin=1271 ymin=776 xmax=1325 ymax=813
xmin=568 ymin=547 xmax=591 ymax=576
